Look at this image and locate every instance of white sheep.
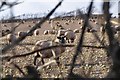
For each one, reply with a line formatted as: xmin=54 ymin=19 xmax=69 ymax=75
xmin=64 ymin=30 xmax=76 ymax=43
xmin=78 ymin=21 xmax=81 ymax=25
xmin=115 ymin=26 xmax=120 ymax=31
xmin=73 ymin=29 xmax=80 ymax=33
xmin=6 ymin=33 xmax=16 ymax=44
xmin=32 ymin=36 xmax=66 ymax=65
xmin=43 ymin=30 xmax=49 ymax=35
xmin=17 ymin=31 xmax=27 ymax=38
xmin=48 ymin=30 xmax=57 ymax=35
xmin=34 ymin=29 xmax=39 ymax=36
xmin=57 ymin=29 xmax=66 ymax=37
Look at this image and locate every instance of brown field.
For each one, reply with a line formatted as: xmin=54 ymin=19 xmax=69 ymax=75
xmin=0 ymin=17 xmax=119 ymax=78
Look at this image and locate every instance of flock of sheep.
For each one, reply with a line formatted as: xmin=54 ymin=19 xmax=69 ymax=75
xmin=2 ymin=17 xmax=120 ymax=66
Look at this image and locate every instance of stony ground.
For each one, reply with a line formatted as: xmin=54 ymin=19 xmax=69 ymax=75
xmin=0 ymin=18 xmax=118 ymax=78
xmin=0 ymin=33 xmax=112 ymax=78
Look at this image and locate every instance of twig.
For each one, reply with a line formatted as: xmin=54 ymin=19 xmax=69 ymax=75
xmin=37 ymin=60 xmax=56 ymax=70
xmin=10 ymin=62 xmax=26 ymax=76
xmin=2 ymin=44 xmax=74 ymax=61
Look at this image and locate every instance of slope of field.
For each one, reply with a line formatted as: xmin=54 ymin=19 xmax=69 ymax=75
xmin=0 ymin=18 xmax=115 ymax=78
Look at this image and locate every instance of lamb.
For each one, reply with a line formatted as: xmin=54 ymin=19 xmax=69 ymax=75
xmin=6 ymin=33 xmax=16 ymax=44
xmin=64 ymin=30 xmax=76 ymax=43
xmin=32 ymin=36 xmax=66 ymax=65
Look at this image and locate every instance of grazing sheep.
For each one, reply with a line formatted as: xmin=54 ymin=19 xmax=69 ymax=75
xmin=89 ymin=28 xmax=97 ymax=32
xmin=64 ymin=30 xmax=76 ymax=43
xmin=80 ymin=19 xmax=84 ymax=23
xmin=57 ymin=29 xmax=66 ymax=37
xmin=32 ymin=36 xmax=66 ymax=65
xmin=32 ymin=21 xmax=36 ymax=23
xmin=28 ymin=25 xmax=31 ymax=28
xmin=2 ymin=29 xmax=10 ymax=36
xmin=65 ymin=22 xmax=69 ymax=25
xmin=95 ymin=21 xmax=98 ymax=24
xmin=6 ymin=34 xmax=16 ymax=44
xmin=6 ymin=29 xmax=10 ymax=34
xmin=115 ymin=26 xmax=120 ymax=31
xmin=34 ymin=29 xmax=39 ymax=36
xmin=57 ymin=24 xmax=63 ymax=29
xmin=71 ymin=20 xmax=74 ymax=23
xmin=78 ymin=21 xmax=81 ymax=25
xmin=73 ymin=29 xmax=80 ymax=33
xmin=43 ymin=30 xmax=49 ymax=35
xmin=3 ymin=24 xmax=7 ymax=27
xmin=17 ymin=31 xmax=27 ymax=38
xmin=55 ymin=21 xmax=60 ymax=25
xmin=48 ymin=30 xmax=57 ymax=35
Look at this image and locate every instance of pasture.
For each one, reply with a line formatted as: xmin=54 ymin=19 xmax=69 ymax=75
xmin=1 ymin=17 xmax=118 ymax=78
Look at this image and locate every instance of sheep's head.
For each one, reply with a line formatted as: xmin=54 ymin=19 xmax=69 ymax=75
xmin=57 ymin=36 xmax=66 ymax=44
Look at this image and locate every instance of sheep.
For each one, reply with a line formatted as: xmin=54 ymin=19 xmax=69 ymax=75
xmin=5 ymin=29 xmax=10 ymax=34
xmin=95 ymin=21 xmax=98 ymax=24
xmin=56 ymin=24 xmax=63 ymax=29
xmin=64 ymin=22 xmax=69 ymax=25
xmin=28 ymin=25 xmax=31 ymax=28
xmin=64 ymin=30 xmax=76 ymax=43
xmin=89 ymin=28 xmax=97 ymax=32
xmin=115 ymin=26 xmax=120 ymax=31
xmin=2 ymin=29 xmax=10 ymax=37
xmin=55 ymin=21 xmax=60 ymax=25
xmin=3 ymin=24 xmax=7 ymax=27
xmin=78 ymin=21 xmax=81 ymax=25
xmin=73 ymin=29 xmax=80 ymax=33
xmin=43 ymin=30 xmax=49 ymax=35
xmin=57 ymin=29 xmax=66 ymax=37
xmin=6 ymin=33 xmax=16 ymax=44
xmin=80 ymin=19 xmax=84 ymax=23
xmin=17 ymin=31 xmax=27 ymax=38
xmin=32 ymin=21 xmax=36 ymax=23
xmin=34 ymin=29 xmax=39 ymax=36
xmin=32 ymin=36 xmax=66 ymax=65
xmin=48 ymin=30 xmax=57 ymax=35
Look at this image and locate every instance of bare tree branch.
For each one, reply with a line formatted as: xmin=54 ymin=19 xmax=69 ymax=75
xmin=2 ymin=44 xmax=74 ymax=61
xmin=68 ymin=0 xmax=94 ymax=77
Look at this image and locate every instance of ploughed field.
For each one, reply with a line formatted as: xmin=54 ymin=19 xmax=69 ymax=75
xmin=0 ymin=18 xmax=113 ymax=78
